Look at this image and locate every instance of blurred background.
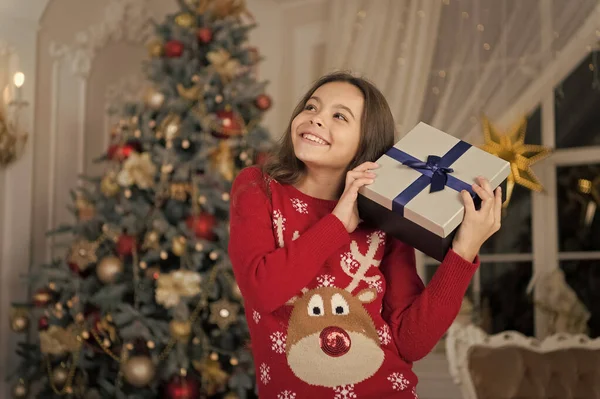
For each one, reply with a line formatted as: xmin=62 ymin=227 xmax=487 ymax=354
xmin=1 ymin=0 xmax=599 ymax=398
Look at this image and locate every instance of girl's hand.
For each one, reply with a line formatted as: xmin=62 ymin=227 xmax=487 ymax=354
xmin=332 ymin=162 xmax=379 ymax=233
xmin=452 ymin=176 xmax=502 ymax=262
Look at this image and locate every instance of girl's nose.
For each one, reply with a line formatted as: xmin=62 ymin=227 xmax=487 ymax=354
xmin=310 ymin=119 xmax=323 ymax=127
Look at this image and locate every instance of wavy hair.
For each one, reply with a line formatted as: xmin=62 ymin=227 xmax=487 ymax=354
xmin=262 ymin=71 xmax=396 ymax=194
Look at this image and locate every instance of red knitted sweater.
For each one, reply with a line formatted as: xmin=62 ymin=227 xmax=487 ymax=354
xmin=228 ymin=167 xmax=479 ymax=399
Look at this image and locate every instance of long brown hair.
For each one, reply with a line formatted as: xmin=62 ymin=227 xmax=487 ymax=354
xmin=262 ymin=71 xmax=396 ymax=192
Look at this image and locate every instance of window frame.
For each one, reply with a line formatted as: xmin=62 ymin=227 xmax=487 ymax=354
xmin=416 ymin=20 xmax=600 ymax=337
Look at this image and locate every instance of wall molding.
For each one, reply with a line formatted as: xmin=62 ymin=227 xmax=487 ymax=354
xmin=48 ymin=0 xmax=152 ymax=78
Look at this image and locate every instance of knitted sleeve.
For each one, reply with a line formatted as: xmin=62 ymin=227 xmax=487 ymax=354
xmin=380 ymin=238 xmax=479 ymax=362
xmin=228 ymin=167 xmax=351 ymax=313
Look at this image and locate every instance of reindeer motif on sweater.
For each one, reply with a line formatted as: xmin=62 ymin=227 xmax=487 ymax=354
xmin=285 ymin=233 xmax=385 ymax=388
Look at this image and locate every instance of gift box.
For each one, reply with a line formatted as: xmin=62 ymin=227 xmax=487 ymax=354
xmin=357 ymin=122 xmax=510 ymax=262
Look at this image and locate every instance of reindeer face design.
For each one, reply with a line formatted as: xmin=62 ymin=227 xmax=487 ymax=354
xmin=286 ymin=286 xmax=385 ymax=387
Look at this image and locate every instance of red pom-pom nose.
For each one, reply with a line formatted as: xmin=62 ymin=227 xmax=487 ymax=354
xmin=319 ymin=326 xmax=351 ymax=357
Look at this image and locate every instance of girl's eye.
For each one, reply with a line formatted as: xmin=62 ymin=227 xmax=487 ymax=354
xmin=334 ymin=113 xmax=347 ymax=122
xmin=304 ymin=104 xmax=317 ymax=111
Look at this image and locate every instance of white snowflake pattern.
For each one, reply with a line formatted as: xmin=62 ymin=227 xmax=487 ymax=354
xmin=277 ymin=390 xmax=296 ymax=399
xmin=253 ymin=310 xmax=261 ymax=324
xmin=367 ymin=230 xmax=386 ymax=246
xmin=270 ymin=331 xmax=286 ymax=354
xmin=260 ymin=363 xmax=270 ymax=385
xmin=412 ymin=386 xmax=419 ymax=398
xmin=333 ymin=385 xmax=357 ymax=399
xmin=378 ymin=325 xmax=392 ymax=345
xmin=291 ymin=198 xmax=308 ymax=214
xmin=368 ymin=278 xmax=383 ymax=293
xmin=292 ymin=231 xmax=300 ymax=241
xmin=340 ymin=251 xmax=360 ymax=273
xmin=388 ymin=372 xmax=410 ymax=391
xmin=317 ymin=274 xmax=336 ymax=287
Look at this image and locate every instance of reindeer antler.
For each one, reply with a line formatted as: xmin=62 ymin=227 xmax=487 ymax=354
xmin=342 ymin=232 xmax=382 ymax=292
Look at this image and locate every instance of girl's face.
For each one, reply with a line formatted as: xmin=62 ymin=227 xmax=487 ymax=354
xmin=291 ymin=81 xmax=364 ymax=172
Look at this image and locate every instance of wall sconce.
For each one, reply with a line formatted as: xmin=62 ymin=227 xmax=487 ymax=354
xmin=0 ymin=71 xmax=28 ymax=168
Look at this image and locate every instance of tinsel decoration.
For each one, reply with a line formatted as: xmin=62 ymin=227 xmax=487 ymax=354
xmin=210 ymin=140 xmax=235 ymax=181
xmin=68 ymin=239 xmax=99 ymax=272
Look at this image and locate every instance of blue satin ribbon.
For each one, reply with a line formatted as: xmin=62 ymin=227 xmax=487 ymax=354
xmin=386 ymin=141 xmax=475 ymax=216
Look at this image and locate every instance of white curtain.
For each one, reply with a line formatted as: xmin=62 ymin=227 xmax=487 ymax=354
xmin=322 ymin=0 xmax=600 ymax=141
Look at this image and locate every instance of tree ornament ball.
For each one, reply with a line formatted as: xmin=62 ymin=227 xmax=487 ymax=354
xmin=164 ymin=41 xmax=184 ymax=58
xmin=255 ymin=94 xmax=272 ymax=111
xmin=52 ymin=366 xmax=69 ymax=389
xmin=197 ymin=27 xmax=212 ymax=43
xmin=171 ymin=236 xmax=187 ymax=256
xmin=175 ymin=13 xmax=195 ymax=28
xmin=123 ymin=356 xmax=156 ymax=388
xmin=117 ymin=235 xmax=136 ymax=256
xmin=163 ymin=374 xmax=200 ymax=399
xmin=145 ymin=88 xmax=165 ymax=110
xmin=169 ymin=320 xmax=192 ymax=342
xmin=96 ymin=256 xmax=124 ymax=284
xmin=101 ymin=175 xmax=120 ymax=197
xmin=148 ymin=41 xmax=163 ymax=57
xmin=214 ymin=110 xmax=243 ymax=137
xmin=38 ymin=316 xmax=50 ymax=330
xmin=11 ymin=380 xmax=28 ymax=399
xmin=108 ymin=142 xmax=140 ymax=161
xmin=186 ymin=213 xmax=217 ymax=241
xmin=10 ymin=313 xmax=29 ymax=333
xmin=33 ymin=288 xmax=54 ymax=307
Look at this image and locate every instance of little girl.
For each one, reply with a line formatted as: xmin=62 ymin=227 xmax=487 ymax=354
xmin=228 ymin=72 xmax=501 ymax=398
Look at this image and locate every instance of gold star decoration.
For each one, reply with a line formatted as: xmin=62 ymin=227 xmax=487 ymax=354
xmin=209 ymin=298 xmax=240 ymax=330
xmin=68 ymin=239 xmax=99 ymax=271
xmin=479 ymin=115 xmax=552 ymax=207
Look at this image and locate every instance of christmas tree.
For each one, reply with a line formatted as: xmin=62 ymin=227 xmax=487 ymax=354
xmin=8 ymin=0 xmax=272 ymax=397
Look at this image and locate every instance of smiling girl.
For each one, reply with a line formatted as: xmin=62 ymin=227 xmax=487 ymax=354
xmin=228 ymin=72 xmax=501 ymax=398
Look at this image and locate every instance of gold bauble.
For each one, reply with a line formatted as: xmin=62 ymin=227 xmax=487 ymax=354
xmin=148 ymin=40 xmax=163 ymax=57
xmin=11 ymin=314 xmax=29 ymax=333
xmin=96 ymin=256 xmax=124 ymax=284
xmin=52 ymin=366 xmax=69 ymax=389
xmin=122 ymin=356 xmax=156 ymax=388
xmin=171 ymin=236 xmax=187 ymax=256
xmin=10 ymin=308 xmax=30 ymax=333
xmin=175 ymin=13 xmax=195 ymax=28
xmin=169 ymin=320 xmax=192 ymax=342
xmin=11 ymin=380 xmax=28 ymax=398
xmin=144 ymin=88 xmax=165 ymax=110
xmin=101 ymin=175 xmax=120 ymax=197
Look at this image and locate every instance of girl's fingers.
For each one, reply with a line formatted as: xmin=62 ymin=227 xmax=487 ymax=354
xmin=353 ymin=162 xmax=380 ymax=172
xmin=477 ymin=176 xmax=494 ymax=198
xmin=471 ymin=184 xmax=493 ymax=212
xmin=461 ymin=190 xmax=476 ymax=214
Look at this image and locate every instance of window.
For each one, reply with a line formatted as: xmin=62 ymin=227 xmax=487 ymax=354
xmin=420 ymin=51 xmax=600 ymax=339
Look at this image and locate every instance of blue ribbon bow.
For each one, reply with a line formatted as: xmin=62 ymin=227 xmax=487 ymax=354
xmin=403 ymin=155 xmax=455 ymax=193
xmin=385 ymin=141 xmax=475 ymax=216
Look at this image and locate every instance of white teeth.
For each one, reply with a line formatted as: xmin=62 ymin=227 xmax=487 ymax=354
xmin=302 ymin=133 xmax=328 ymax=145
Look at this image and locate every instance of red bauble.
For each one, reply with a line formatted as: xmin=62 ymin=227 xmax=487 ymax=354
xmin=68 ymin=262 xmax=81 ymax=275
xmin=117 ymin=235 xmax=136 ymax=256
xmin=255 ymin=94 xmax=272 ymax=111
xmin=107 ymin=142 xmax=140 ymax=161
xmin=164 ymin=40 xmax=184 ymax=58
xmin=213 ymin=110 xmax=243 ymax=138
xmin=163 ymin=375 xmax=200 ymax=399
xmin=186 ymin=213 xmax=217 ymax=241
xmin=196 ymin=27 xmax=212 ymax=44
xmin=38 ymin=316 xmax=49 ymax=330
